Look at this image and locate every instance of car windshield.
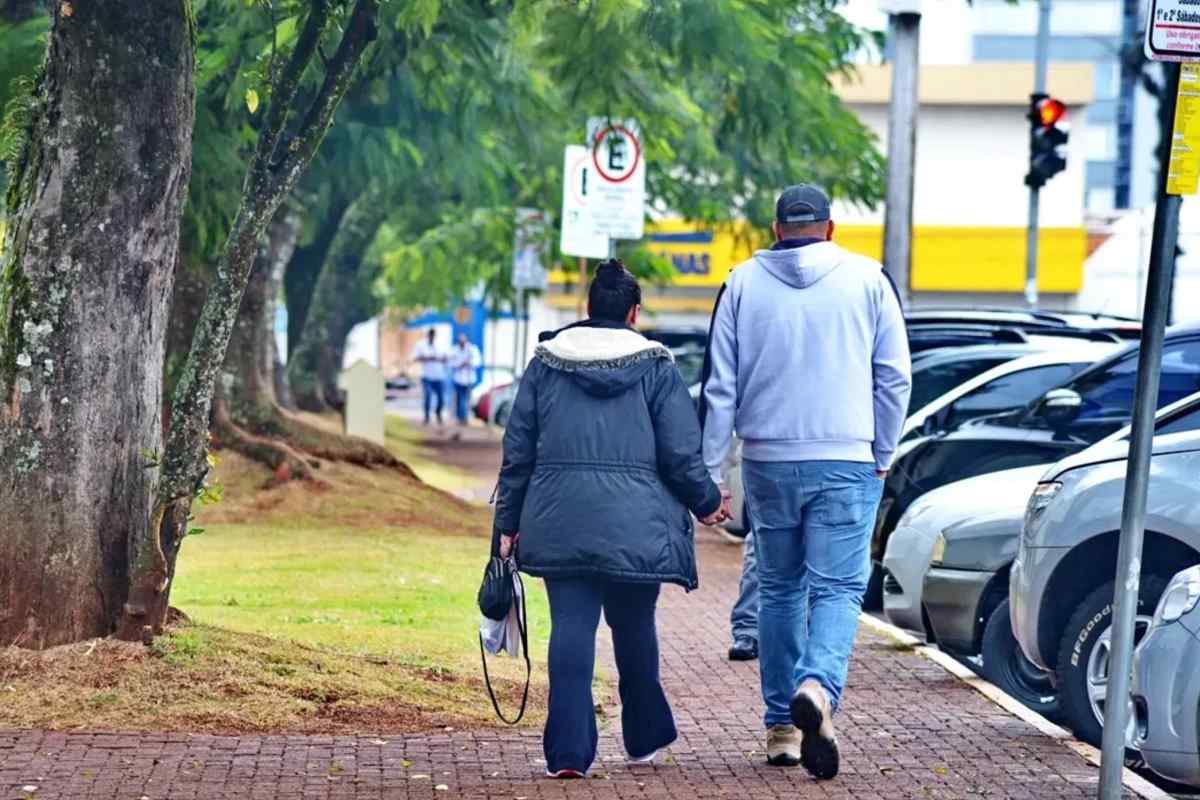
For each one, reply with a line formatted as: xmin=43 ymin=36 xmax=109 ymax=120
xmin=909 ymin=355 xmax=1011 ymax=413
xmin=1071 ymin=339 xmax=1200 ymax=422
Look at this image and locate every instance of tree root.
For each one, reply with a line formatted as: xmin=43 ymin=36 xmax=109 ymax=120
xmin=212 ymin=400 xmax=316 ymax=486
xmin=228 ymin=398 xmax=416 ymax=480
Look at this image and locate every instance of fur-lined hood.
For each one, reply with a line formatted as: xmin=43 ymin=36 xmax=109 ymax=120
xmin=534 ymin=322 xmax=673 ymax=398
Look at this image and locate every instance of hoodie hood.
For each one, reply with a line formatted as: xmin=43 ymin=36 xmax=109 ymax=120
xmin=535 ymin=324 xmax=673 ymax=398
xmin=754 ymin=241 xmax=843 ymax=289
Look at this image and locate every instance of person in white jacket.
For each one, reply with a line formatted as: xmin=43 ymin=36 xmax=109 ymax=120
xmin=449 ymin=332 xmax=482 ymax=426
xmin=702 ymin=184 xmax=912 ymax=779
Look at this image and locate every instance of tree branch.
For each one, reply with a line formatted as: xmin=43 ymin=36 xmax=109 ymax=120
xmin=253 ymin=0 xmax=331 ymax=181
xmin=271 ymin=0 xmax=380 ymax=192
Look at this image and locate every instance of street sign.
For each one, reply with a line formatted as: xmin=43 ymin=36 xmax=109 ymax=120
xmin=1147 ymin=0 xmax=1200 ymax=61
xmin=559 ymin=145 xmax=610 ymax=259
xmin=585 ymin=117 xmax=646 ymax=240
xmin=512 ymin=208 xmax=550 ymax=291
xmin=1168 ymin=64 xmax=1200 ymax=194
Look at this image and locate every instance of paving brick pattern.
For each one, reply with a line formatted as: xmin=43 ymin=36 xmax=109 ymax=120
xmin=1 ymin=535 xmax=1129 ymax=799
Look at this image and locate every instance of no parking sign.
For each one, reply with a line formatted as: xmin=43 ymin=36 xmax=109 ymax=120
xmin=584 ymin=118 xmax=646 ymax=240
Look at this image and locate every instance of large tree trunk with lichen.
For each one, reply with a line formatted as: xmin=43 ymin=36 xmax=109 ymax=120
xmin=0 ymin=0 xmax=194 ymax=648
xmin=115 ymin=0 xmax=380 ymax=642
xmin=287 ymin=187 xmax=388 ymax=411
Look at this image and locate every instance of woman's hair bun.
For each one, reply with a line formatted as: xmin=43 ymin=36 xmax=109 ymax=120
xmin=595 ymin=259 xmax=627 ymax=285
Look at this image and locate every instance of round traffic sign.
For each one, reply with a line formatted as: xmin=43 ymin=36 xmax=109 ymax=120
xmin=592 ymin=124 xmax=642 ymax=184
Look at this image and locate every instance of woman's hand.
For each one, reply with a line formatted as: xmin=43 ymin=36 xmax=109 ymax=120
xmin=499 ymin=534 xmax=515 ymax=559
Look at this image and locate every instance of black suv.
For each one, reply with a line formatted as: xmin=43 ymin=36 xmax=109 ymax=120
xmin=872 ymin=322 xmax=1200 ymax=564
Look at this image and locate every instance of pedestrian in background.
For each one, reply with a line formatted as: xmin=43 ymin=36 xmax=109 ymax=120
xmin=412 ymin=328 xmax=447 ymax=426
xmin=492 ymin=260 xmax=730 ymax=779
xmin=449 ymin=332 xmax=482 ymax=427
xmin=702 ymin=184 xmax=912 ymax=779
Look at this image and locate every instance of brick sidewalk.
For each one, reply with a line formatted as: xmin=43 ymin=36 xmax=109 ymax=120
xmin=1 ymin=536 xmax=1131 ymax=800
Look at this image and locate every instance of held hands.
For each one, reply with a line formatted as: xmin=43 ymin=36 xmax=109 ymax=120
xmin=499 ymin=534 xmax=514 ymax=559
xmin=699 ymin=487 xmax=734 ymax=527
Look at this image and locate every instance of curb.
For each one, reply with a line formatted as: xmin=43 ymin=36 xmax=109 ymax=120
xmin=858 ymin=613 xmax=1174 ymax=800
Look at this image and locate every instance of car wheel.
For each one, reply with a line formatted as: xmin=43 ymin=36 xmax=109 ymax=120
xmin=1055 ymin=576 xmax=1166 ymax=761
xmin=981 ymin=599 xmax=1061 ymax=721
xmin=862 ymin=562 xmax=884 ymax=612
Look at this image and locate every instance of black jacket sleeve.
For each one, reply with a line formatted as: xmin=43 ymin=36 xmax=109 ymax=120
xmin=648 ymin=362 xmax=723 ymax=518
xmin=491 ymin=363 xmax=539 ymax=554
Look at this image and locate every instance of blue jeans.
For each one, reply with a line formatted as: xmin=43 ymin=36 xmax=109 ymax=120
xmin=743 ymin=459 xmax=883 ymax=727
xmin=731 ymin=531 xmax=759 ymax=643
xmin=544 ymin=579 xmax=676 ymax=773
xmin=421 ymin=378 xmax=445 ymax=423
xmin=453 ymin=382 xmax=471 ymax=424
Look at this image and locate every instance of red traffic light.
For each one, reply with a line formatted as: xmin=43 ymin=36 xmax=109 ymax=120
xmin=1035 ymin=97 xmax=1067 ymax=128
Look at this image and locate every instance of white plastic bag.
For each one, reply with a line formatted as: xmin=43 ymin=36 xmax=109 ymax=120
xmin=479 ymin=568 xmax=524 ymax=657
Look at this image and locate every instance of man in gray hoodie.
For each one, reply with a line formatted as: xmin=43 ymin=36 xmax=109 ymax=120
xmin=702 ymin=184 xmax=911 ymax=780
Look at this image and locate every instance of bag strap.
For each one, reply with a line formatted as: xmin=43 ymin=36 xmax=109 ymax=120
xmin=478 ymin=569 xmax=532 ymax=725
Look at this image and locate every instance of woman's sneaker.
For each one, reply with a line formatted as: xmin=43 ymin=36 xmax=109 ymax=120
xmin=545 ymin=768 xmax=586 ymax=779
xmin=626 ymin=748 xmax=659 ymax=765
xmin=790 ymin=680 xmax=839 ymax=780
xmin=765 ymin=724 xmax=802 ymax=766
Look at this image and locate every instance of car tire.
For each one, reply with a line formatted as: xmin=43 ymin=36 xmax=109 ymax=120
xmin=862 ymin=562 xmax=884 ymax=612
xmin=981 ymin=599 xmax=1061 ymax=721
xmin=1055 ymin=576 xmax=1166 ymax=762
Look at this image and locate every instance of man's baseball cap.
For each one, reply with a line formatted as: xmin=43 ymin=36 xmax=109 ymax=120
xmin=775 ymin=184 xmax=831 ymax=224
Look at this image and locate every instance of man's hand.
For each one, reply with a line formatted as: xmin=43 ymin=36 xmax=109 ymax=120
xmin=876 ymin=470 xmax=888 ymax=480
xmin=499 ymin=534 xmax=515 ymax=559
xmin=700 ymin=487 xmax=735 ymax=526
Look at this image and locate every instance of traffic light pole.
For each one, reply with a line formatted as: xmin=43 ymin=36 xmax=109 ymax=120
xmin=1097 ymin=60 xmax=1183 ymax=800
xmin=1024 ymin=0 xmax=1052 ymax=308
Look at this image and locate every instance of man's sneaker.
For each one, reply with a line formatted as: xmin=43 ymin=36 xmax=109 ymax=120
xmin=728 ymin=637 xmax=758 ymax=661
xmin=765 ymin=724 xmax=802 ymax=767
xmin=545 ymin=768 xmax=586 ymax=779
xmin=790 ymin=679 xmax=839 ymax=780
xmin=626 ymin=748 xmax=659 ymax=765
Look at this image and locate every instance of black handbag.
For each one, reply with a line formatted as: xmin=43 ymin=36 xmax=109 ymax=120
xmin=477 ymin=554 xmax=532 ymax=725
xmin=478 ymin=556 xmax=516 ymax=621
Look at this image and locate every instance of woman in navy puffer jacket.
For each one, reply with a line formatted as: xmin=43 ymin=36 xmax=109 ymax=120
xmin=492 ymin=260 xmax=726 ymax=778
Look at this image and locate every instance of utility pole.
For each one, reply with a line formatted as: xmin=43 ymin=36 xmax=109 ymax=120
xmin=881 ymin=0 xmax=921 ymax=307
xmin=1025 ymin=0 xmax=1052 ymax=308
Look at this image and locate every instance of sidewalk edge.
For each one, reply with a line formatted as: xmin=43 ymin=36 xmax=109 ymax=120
xmin=858 ymin=613 xmax=1173 ymax=800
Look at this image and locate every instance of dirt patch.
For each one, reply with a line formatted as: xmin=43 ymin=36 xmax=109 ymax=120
xmin=0 ymin=623 xmax=544 ymax=735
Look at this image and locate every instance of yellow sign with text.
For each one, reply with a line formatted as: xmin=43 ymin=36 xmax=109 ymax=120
xmin=1168 ymin=64 xmax=1200 ymax=196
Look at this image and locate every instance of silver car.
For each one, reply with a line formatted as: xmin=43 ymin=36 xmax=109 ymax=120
xmin=883 ymin=465 xmax=1042 ymax=638
xmin=1132 ymin=565 xmax=1200 ymax=787
xmin=1011 ymin=394 xmax=1200 ymax=748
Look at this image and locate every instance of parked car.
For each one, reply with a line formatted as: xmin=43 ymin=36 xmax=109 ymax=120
xmin=642 ymin=326 xmax=708 ymax=350
xmin=905 ymin=307 xmax=1142 ymax=340
xmin=875 ymin=322 xmax=1200 ymax=567
xmin=1010 ymin=393 xmax=1200 ymax=748
xmin=471 ymin=366 xmax=516 ymax=408
xmin=904 ymin=466 xmax=1053 ymax=713
xmin=1133 ymin=564 xmax=1200 ymax=787
xmin=902 ymin=344 xmax=1117 ymax=443
xmin=474 ymin=381 xmax=518 ymax=426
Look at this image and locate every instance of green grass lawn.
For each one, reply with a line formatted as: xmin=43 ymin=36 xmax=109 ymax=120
xmin=172 ymin=523 xmax=551 ymax=673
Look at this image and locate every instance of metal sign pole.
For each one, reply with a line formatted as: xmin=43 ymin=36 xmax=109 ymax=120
xmin=1096 ymin=59 xmax=1182 ymax=800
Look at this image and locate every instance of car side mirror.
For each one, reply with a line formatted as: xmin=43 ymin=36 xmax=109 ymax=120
xmin=1036 ymin=388 xmax=1083 ymax=428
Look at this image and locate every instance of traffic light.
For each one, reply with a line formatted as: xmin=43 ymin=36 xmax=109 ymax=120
xmin=1025 ymin=94 xmax=1069 ymax=189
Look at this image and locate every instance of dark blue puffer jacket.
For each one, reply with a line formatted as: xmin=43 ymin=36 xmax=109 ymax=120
xmin=491 ymin=320 xmax=722 ymax=590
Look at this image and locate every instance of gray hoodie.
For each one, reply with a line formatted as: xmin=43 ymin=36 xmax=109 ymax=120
xmin=701 ymin=241 xmax=912 ymax=479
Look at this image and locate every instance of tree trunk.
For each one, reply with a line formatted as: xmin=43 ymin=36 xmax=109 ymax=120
xmin=0 ymin=0 xmax=194 ymax=648
xmin=287 ymin=187 xmax=388 ymax=411
xmin=116 ymin=0 xmax=381 ymax=641
xmin=284 ymin=194 xmax=351 ymax=362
